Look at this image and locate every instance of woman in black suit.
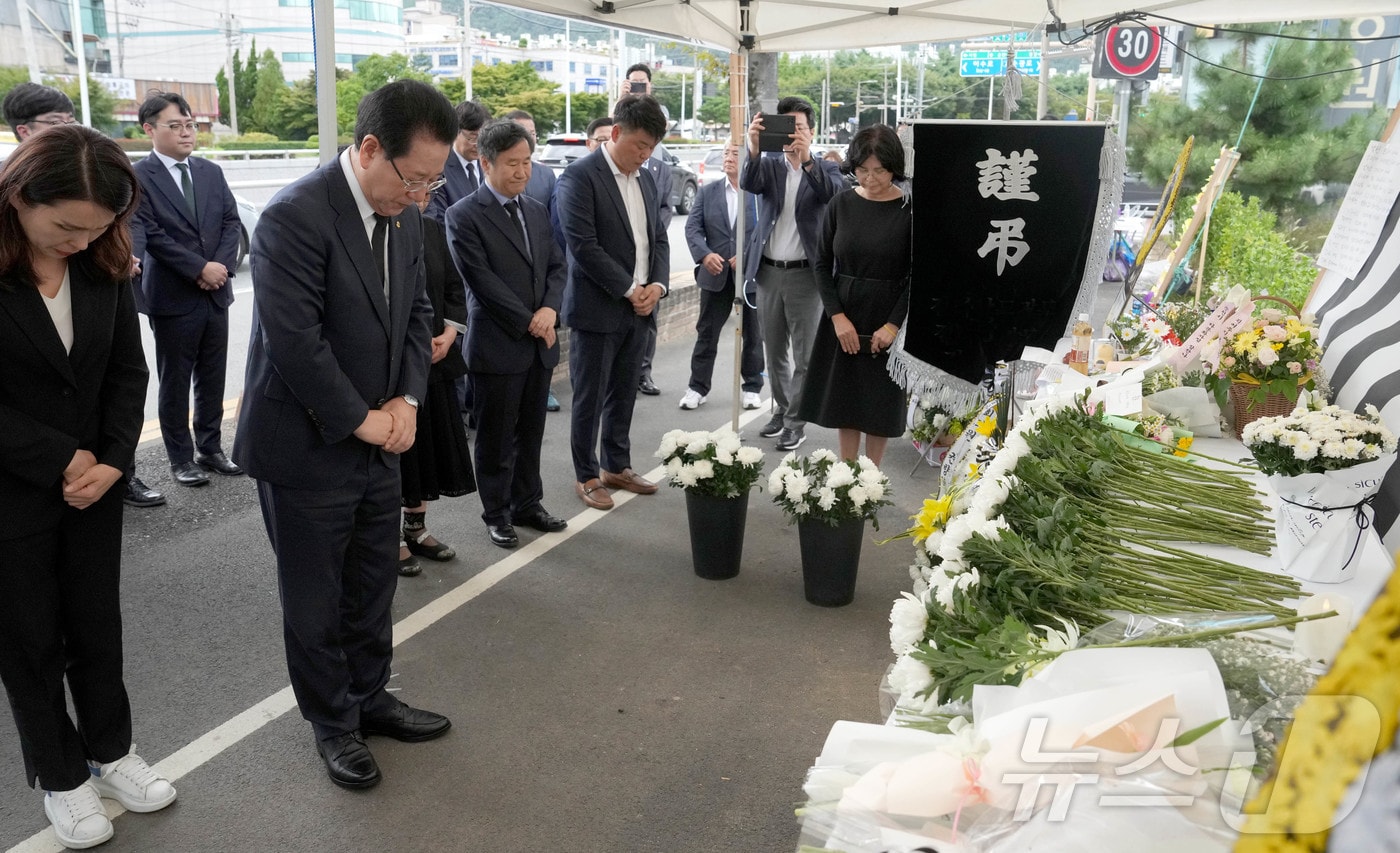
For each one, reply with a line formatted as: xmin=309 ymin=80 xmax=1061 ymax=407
xmin=396 ymin=195 xmax=475 ymax=576
xmin=0 ymin=125 xmax=176 ymax=848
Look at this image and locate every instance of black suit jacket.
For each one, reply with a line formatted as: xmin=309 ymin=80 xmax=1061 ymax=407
xmin=422 ymin=216 xmax=468 ymax=382
xmin=554 ymin=147 xmax=669 ymax=334
xmin=131 ymin=154 xmax=242 ymax=316
xmin=739 ymin=152 xmax=843 ymax=287
xmin=233 ymin=159 xmax=434 ymax=490
xmin=0 ymin=259 xmax=148 ymax=539
xmin=446 ymin=185 xmax=564 ymax=375
xmin=426 ymin=153 xmax=478 ymax=224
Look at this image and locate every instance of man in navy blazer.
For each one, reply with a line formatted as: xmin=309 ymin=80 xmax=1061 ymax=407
xmin=555 ymin=95 xmax=670 ymax=510
xmin=446 ymin=120 xmax=568 ymax=549
xmin=233 ymin=81 xmax=456 ymax=791
xmin=680 ymin=140 xmax=764 ymax=412
xmin=426 ymin=99 xmax=491 ymax=225
xmin=132 ymin=91 xmax=244 ymax=488
xmin=740 ymin=96 xmax=843 ymax=453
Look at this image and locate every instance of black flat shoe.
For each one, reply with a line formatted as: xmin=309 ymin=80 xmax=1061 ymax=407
xmin=404 ymin=530 xmax=455 ymax=561
xmin=361 ymin=700 xmax=451 ymax=743
xmin=316 ymin=732 xmax=381 ymax=789
xmin=512 ymin=509 xmax=568 ymax=533
xmin=170 ymin=462 xmax=210 ymax=487
xmin=123 ymin=476 xmax=166 ymax=508
xmin=488 ymin=524 xmax=519 ymax=549
xmin=195 ymin=452 xmax=244 ymax=476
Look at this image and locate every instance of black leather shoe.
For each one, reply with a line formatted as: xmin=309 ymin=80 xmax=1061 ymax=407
xmin=316 ymin=732 xmax=381 ymax=789
xmin=638 ymin=376 xmax=660 ymax=396
xmin=195 ymin=451 xmax=244 ymax=476
xmin=488 ymin=524 xmax=519 ymax=549
xmin=361 ymin=700 xmax=452 ymax=743
xmin=170 ymin=462 xmax=210 ymax=487
xmin=512 ymin=508 xmax=568 ymax=533
xmin=123 ymin=476 xmax=166 ymax=508
xmin=757 ymin=415 xmax=785 ymax=438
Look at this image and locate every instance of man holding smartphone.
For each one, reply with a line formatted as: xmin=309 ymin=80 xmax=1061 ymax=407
xmin=741 ymin=97 xmax=843 ymax=452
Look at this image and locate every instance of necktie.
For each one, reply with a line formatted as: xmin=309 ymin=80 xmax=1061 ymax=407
xmin=505 ymin=199 xmax=527 ymax=248
xmin=175 ymin=162 xmax=196 ymax=219
xmin=371 ymin=214 xmax=390 ymax=305
xmin=465 ymin=161 xmax=478 ymax=193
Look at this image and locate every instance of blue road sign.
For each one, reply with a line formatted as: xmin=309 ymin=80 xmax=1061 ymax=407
xmin=959 ymin=49 xmax=1042 ymax=78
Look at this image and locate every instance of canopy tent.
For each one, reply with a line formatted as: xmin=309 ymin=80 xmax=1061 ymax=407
xmin=481 ymin=0 xmax=1400 ymax=53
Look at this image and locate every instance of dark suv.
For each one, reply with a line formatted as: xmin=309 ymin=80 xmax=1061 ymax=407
xmin=538 ymin=135 xmax=698 ymax=215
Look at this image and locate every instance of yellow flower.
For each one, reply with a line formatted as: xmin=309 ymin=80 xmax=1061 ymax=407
xmin=1173 ymin=436 xmax=1194 ymax=458
xmin=910 ymin=495 xmax=955 ymax=543
xmin=968 ymin=462 xmax=980 ymax=480
xmin=974 ymin=416 xmax=997 ymax=437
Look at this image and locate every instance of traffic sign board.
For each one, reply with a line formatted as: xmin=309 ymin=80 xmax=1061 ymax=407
xmin=959 ymin=49 xmax=1042 ymax=78
xmin=1093 ymin=25 xmax=1162 ymax=79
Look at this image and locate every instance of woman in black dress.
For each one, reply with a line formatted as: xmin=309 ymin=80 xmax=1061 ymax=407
xmin=397 ymin=195 xmax=476 ymax=576
xmin=798 ymin=124 xmax=911 ymax=466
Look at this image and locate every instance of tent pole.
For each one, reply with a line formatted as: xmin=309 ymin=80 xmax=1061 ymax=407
xmin=314 ymin=0 xmax=337 ymax=164
xmin=731 ymin=48 xmax=749 ymax=434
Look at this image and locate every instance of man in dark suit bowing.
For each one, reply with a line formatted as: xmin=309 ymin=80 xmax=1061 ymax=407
xmin=680 ymin=140 xmax=764 ymax=412
xmin=555 ymin=95 xmax=669 ymax=510
xmin=445 ymin=120 xmax=567 ymax=549
xmin=233 ymin=80 xmax=456 ymax=790
xmin=426 ymin=99 xmax=491 ymax=225
xmin=132 ymin=91 xmax=244 ymax=488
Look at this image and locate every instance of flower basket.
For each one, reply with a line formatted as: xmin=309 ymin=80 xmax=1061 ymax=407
xmin=1229 ymin=380 xmax=1302 ymax=439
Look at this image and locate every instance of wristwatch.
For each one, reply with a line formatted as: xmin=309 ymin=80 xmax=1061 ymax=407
xmin=401 ymin=394 xmax=420 ymax=410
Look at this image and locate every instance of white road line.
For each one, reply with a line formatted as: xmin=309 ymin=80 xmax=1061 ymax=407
xmin=9 ymin=403 xmax=771 ymax=853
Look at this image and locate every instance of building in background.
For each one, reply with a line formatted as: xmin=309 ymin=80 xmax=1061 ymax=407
xmin=0 ymin=0 xmax=111 ymax=74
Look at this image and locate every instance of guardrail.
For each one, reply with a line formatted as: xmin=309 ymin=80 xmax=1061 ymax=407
xmin=125 ymin=148 xmax=320 ymax=161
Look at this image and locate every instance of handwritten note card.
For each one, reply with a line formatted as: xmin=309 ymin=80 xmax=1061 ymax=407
xmin=1318 ymin=140 xmax=1400 ymax=280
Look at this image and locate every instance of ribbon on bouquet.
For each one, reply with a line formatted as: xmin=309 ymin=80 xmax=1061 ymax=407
xmin=1279 ymin=494 xmax=1377 ymax=573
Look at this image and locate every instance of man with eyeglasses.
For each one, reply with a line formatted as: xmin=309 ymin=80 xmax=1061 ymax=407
xmin=132 ymin=91 xmax=244 ymax=491
xmin=2 ymin=82 xmax=77 ymax=140
xmin=234 ymin=80 xmax=455 ymax=791
xmin=2 ymin=83 xmax=169 ymax=509
xmin=426 ymin=99 xmax=491 ymax=225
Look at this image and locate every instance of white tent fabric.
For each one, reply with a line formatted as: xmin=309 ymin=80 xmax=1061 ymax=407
xmin=496 ymin=0 xmax=1400 ymax=52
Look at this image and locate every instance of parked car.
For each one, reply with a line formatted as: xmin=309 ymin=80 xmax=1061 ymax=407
xmin=538 ymin=135 xmax=698 ymax=215
xmin=233 ymin=193 xmax=260 ymax=270
xmin=697 ymin=145 xmax=725 ymax=187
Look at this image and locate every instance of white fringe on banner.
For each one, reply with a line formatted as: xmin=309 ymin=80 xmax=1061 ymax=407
xmin=886 ymin=323 xmax=987 ymax=414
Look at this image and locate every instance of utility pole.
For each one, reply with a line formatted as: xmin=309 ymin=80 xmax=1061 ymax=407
xmin=881 ymin=67 xmax=888 ymax=125
xmin=461 ymin=0 xmax=473 ymax=99
xmin=1037 ymin=28 xmax=1049 ymax=120
xmin=111 ymin=0 xmax=125 ymax=77
xmin=68 ymin=0 xmax=91 ymax=126
xmin=563 ymin=18 xmax=571 ymax=132
xmin=916 ymin=46 xmax=927 ymax=120
xmin=17 ymin=1 xmax=41 ymax=82
xmin=224 ymin=0 xmax=240 ymax=134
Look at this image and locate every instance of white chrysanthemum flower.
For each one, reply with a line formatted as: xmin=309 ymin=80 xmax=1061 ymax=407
xmin=684 ymin=435 xmax=710 ymax=454
xmin=1293 ymin=439 xmax=1319 ymax=461
xmin=938 ymin=516 xmax=976 ymax=563
xmin=887 ymin=654 xmax=935 ymax=697
xmin=792 ymin=500 xmax=810 ymax=515
xmin=736 ymin=446 xmax=763 ymax=466
xmin=864 ymin=481 xmax=886 ymax=502
xmin=781 ymin=452 xmax=798 ymax=466
xmin=857 ymin=468 xmax=885 ymax=487
xmin=817 ymin=486 xmax=837 ymax=511
xmin=922 ymin=529 xmax=944 ymax=558
xmin=692 ymin=459 xmax=715 ymax=479
xmin=657 ymin=430 xmax=685 ymax=459
xmin=785 ymin=474 xmax=811 ymax=502
xmin=826 ymin=462 xmax=856 ymax=488
xmin=954 ymin=567 xmax=980 ymax=591
xmin=857 ymin=455 xmax=878 ymax=471
xmin=768 ymin=468 xmax=787 ymax=494
xmin=889 ymin=593 xmax=929 ymax=654
xmin=811 ymin=448 xmax=838 ymax=463
xmin=677 ymin=464 xmax=699 ymax=487
xmin=848 ymin=484 xmax=869 ymax=508
xmin=714 ymin=448 xmax=734 ymax=466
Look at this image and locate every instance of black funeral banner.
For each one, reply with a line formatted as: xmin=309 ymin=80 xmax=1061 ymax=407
xmin=889 ymin=121 xmax=1119 ymax=410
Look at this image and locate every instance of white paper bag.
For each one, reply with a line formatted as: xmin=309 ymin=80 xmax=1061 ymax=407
xmin=1144 ymin=386 xmax=1222 ymax=438
xmin=1270 ymin=455 xmax=1397 ymax=583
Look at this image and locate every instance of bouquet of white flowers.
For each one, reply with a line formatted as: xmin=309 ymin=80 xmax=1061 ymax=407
xmin=769 ymin=449 xmax=893 ymax=528
xmin=1242 ymin=395 xmax=1398 ymax=583
xmin=655 ymin=428 xmax=765 ymax=499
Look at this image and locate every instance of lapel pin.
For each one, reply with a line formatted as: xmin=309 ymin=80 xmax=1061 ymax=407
xmin=395 ymin=220 xmax=401 ymax=228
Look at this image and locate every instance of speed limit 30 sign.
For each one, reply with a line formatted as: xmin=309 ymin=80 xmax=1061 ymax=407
xmin=1093 ymin=25 xmax=1162 ymax=80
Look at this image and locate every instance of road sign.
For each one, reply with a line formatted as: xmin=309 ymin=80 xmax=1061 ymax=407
xmin=1092 ymin=25 xmax=1162 ymax=80
xmin=959 ymin=49 xmax=1042 ymax=78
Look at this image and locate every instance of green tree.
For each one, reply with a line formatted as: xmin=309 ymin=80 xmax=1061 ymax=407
xmin=438 ymin=77 xmax=465 ymax=105
xmin=268 ymin=72 xmax=319 ymax=141
xmin=249 ymin=49 xmax=286 ymax=136
xmin=698 ymin=94 xmax=731 ymax=126
xmin=236 ymin=42 xmax=258 ymax=128
xmin=215 ymin=66 xmax=229 ymax=125
xmin=0 ymin=67 xmax=117 ymax=133
xmin=352 ymin=53 xmax=432 ymax=92
xmin=1129 ymin=23 xmax=1380 ymax=213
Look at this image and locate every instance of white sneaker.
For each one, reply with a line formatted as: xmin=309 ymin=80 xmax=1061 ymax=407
xmin=89 ymin=750 xmax=176 ymax=813
xmin=741 ymin=392 xmax=762 ymax=410
xmin=45 ymin=781 xmax=113 ymax=849
xmin=678 ymin=390 xmax=706 ymax=410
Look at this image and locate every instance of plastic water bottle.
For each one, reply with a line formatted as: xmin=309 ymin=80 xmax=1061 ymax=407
xmin=1069 ymin=313 xmax=1093 ymax=375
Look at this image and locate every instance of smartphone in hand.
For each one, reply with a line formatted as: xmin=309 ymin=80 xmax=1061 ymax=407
xmin=758 ymin=113 xmax=797 ymax=152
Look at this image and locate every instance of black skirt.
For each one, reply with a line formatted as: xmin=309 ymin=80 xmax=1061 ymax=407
xmin=400 ymin=377 xmax=476 ymax=505
xmin=798 ymin=275 xmax=908 ymax=438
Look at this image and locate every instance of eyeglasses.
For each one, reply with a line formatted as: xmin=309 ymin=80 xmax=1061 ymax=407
xmin=459 ymin=131 xmax=480 ymax=143
xmin=157 ymin=121 xmax=199 ymax=133
xmin=29 ymin=118 xmax=78 ymax=127
xmin=590 ymin=136 xmax=611 ymax=145
xmin=854 ymin=166 xmax=891 ymax=179
xmin=388 ymin=157 xmax=448 ymax=194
